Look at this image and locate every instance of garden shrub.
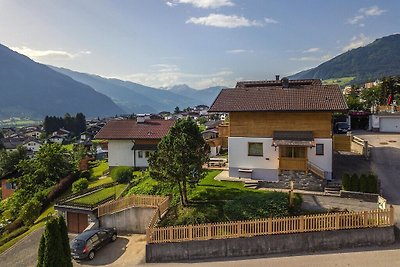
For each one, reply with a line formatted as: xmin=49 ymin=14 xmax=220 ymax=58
xmin=46 ymin=172 xmax=79 ymax=203
xmin=20 ymin=198 xmax=42 ymax=226
xmin=111 ymin=166 xmax=133 ymax=183
xmin=4 ymin=217 xmax=23 ymax=233
xmin=223 ymin=193 xmax=289 ymax=221
xmin=359 ymin=174 xmax=368 ymax=193
xmin=341 ymin=173 xmax=351 ymax=190
xmin=367 ymin=173 xmax=378 ymax=193
xmin=71 ymin=178 xmax=89 ymax=193
xmin=80 ymin=170 xmax=91 ymax=179
xmin=350 ymin=173 xmax=359 ymax=191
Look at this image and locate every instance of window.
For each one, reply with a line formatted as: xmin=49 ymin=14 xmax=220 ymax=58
xmin=316 ymin=144 xmax=324 ymax=155
xmin=97 ymin=231 xmax=107 ymax=240
xmin=248 ymin=142 xmax=263 ymax=156
xmin=5 ymin=182 xmax=16 ymax=190
xmin=280 ymin=147 xmax=306 ymax=158
xmin=138 ymin=151 xmax=143 ymax=158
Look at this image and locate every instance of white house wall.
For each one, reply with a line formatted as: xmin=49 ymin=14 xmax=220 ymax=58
xmin=135 ymin=150 xmax=151 ymax=168
xmin=307 ymin=138 xmax=332 ymax=180
xmin=228 ymin=137 xmax=279 ymax=181
xmin=229 ymin=137 xmax=333 ymax=181
xmin=108 ymin=140 xmax=133 ymax=167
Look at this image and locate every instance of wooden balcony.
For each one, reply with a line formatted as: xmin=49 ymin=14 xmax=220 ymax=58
xmin=278 ymin=157 xmax=308 ymax=172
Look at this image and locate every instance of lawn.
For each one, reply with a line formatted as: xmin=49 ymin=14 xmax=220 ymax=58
xmin=88 ymin=176 xmax=114 ymax=188
xmin=72 ymin=184 xmax=126 ymax=205
xmin=129 ymin=170 xmax=298 ymax=227
xmin=90 ymin=160 xmax=108 ymax=178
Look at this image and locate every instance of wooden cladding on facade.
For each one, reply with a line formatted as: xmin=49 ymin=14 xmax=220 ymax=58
xmin=229 ymin=112 xmax=332 ymax=138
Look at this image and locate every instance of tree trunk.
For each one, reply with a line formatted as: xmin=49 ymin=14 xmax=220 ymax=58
xmin=182 ymin=180 xmax=188 ymax=206
xmin=177 ymin=181 xmax=185 ymax=206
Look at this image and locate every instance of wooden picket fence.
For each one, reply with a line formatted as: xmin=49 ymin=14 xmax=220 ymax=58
xmin=147 ymin=196 xmax=171 ymax=230
xmin=98 ymin=194 xmax=169 ymax=217
xmin=146 ymin=206 xmax=394 ymax=244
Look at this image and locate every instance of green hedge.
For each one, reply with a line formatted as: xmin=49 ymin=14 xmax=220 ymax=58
xmin=341 ymin=172 xmax=378 ymax=193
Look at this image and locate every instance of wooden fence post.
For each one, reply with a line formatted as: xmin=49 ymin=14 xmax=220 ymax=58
xmin=335 ymin=213 xmax=340 ymax=229
xmin=267 ymin=218 xmax=272 ymax=234
xmin=363 ymin=211 xmax=368 ymax=227
xmin=299 ymin=216 xmax=304 ymax=232
xmin=390 ymin=205 xmax=395 ymax=226
xmin=188 ymin=225 xmax=193 ymax=241
xmin=208 ymin=224 xmax=212 ymax=239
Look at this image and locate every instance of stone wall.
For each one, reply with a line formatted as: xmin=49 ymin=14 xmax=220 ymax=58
xmin=146 ymin=226 xmax=395 ymax=262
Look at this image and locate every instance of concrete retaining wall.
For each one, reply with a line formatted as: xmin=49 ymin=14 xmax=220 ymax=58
xmin=146 ymin=226 xmax=395 ymax=262
xmin=340 ymin=190 xmax=379 ymax=202
xmin=100 ymin=207 xmax=155 ymax=234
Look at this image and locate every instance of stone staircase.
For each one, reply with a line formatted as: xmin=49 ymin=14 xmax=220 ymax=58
xmin=324 ymin=181 xmax=341 ymax=196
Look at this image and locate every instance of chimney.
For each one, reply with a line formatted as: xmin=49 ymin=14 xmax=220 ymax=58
xmin=281 ymin=77 xmax=289 ymax=88
xmin=275 ymin=75 xmax=280 ymax=81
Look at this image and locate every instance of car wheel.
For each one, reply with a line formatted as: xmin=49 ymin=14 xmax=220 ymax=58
xmin=88 ymin=250 xmax=95 ymax=260
xmin=111 ymin=234 xmax=117 ymax=241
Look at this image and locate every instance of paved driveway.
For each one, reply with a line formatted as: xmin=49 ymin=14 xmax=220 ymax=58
xmin=73 ymin=234 xmax=146 ymax=267
xmin=353 ymin=131 xmax=400 ymax=227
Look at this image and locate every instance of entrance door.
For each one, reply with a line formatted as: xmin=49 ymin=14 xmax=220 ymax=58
xmin=279 ymin=146 xmax=308 ymax=171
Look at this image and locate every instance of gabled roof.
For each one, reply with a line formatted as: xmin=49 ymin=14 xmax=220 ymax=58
xmin=209 ymin=82 xmax=347 ymax=112
xmin=236 ymin=79 xmax=322 ymax=88
xmin=95 ymin=119 xmax=175 ymax=140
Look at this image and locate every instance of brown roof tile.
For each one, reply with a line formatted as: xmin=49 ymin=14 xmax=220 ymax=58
xmin=209 ymin=83 xmax=347 ymax=112
xmin=95 ymin=119 xmax=174 ymax=140
xmin=236 ymin=79 xmax=322 ymax=88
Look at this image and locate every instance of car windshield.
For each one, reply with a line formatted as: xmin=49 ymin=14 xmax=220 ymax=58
xmin=337 ymin=123 xmax=348 ymax=129
xmin=71 ymin=239 xmax=85 ymax=248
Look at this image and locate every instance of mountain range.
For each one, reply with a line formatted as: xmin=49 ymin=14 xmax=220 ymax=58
xmin=1 ymin=33 xmax=400 ymax=119
xmin=290 ymin=34 xmax=400 ymax=84
xmin=0 ymin=43 xmax=124 ymax=120
xmin=50 ymin=67 xmax=224 ymax=114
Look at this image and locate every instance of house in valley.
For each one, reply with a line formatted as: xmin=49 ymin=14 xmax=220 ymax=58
xmin=95 ymin=115 xmax=174 ymax=170
xmin=209 ymin=78 xmax=347 ymax=181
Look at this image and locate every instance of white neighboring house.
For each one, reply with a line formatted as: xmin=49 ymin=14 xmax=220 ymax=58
xmin=48 ymin=135 xmax=64 ymax=144
xmin=95 ymin=116 xmax=174 ymax=170
xmin=209 ymin=78 xmax=348 ymax=181
xmin=23 ymin=139 xmax=43 ymax=153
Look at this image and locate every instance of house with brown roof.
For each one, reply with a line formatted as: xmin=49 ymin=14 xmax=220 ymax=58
xmin=95 ymin=115 xmax=174 ymax=169
xmin=209 ymin=77 xmax=347 ymax=181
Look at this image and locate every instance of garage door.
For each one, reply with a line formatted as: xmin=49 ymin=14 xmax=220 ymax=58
xmin=67 ymin=212 xmax=88 ymax=233
xmin=380 ymin=117 xmax=400 ymax=133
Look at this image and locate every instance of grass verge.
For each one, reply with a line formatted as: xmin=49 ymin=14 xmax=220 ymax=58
xmin=72 ymin=184 xmax=126 ymax=205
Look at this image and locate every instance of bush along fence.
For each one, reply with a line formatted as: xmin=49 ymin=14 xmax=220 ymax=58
xmin=97 ymin=194 xmax=170 ymax=217
xmin=146 ymin=206 xmax=394 ymax=244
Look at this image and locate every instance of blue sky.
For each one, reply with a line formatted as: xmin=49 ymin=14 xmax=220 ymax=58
xmin=0 ymin=0 xmax=399 ymax=89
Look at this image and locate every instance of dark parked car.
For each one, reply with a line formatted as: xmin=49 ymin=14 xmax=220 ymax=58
xmin=334 ymin=122 xmax=350 ymax=134
xmin=70 ymin=228 xmax=117 ymax=260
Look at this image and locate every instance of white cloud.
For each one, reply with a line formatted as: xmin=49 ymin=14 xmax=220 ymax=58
xmin=303 ymin=47 xmax=320 ymax=53
xmin=360 ymin=6 xmax=387 ymax=16
xmin=167 ymin=0 xmax=234 ymax=9
xmin=347 ymin=5 xmax=387 ymax=26
xmin=264 ymin=17 xmax=278 ymax=24
xmin=226 ymin=49 xmax=253 ymax=54
xmin=290 ymin=54 xmax=332 ymax=62
xmin=342 ymin=33 xmax=370 ymax=52
xmin=122 ymin=65 xmax=233 ymax=89
xmin=10 ymin=46 xmax=91 ymax=60
xmin=186 ymin=13 xmax=262 ymax=28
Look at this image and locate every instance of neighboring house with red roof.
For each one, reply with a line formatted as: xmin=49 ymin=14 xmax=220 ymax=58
xmin=95 ymin=115 xmax=174 ymax=169
xmin=209 ymin=77 xmax=347 ymax=181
